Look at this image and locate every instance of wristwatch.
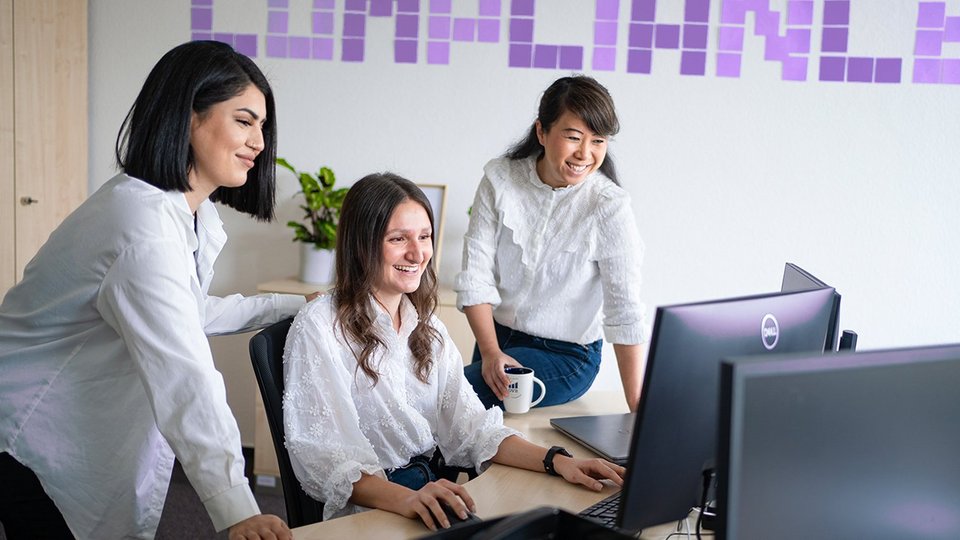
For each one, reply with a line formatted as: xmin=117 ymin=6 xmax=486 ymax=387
xmin=543 ymin=445 xmax=573 ymax=476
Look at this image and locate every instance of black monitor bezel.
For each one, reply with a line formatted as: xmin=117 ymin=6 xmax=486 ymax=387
xmin=617 ymin=287 xmax=837 ymax=532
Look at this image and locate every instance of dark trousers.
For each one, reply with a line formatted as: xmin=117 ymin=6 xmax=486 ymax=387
xmin=0 ymin=452 xmax=74 ymax=539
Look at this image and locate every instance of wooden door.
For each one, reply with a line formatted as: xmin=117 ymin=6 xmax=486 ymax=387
xmin=1 ymin=0 xmax=14 ymax=293
xmin=1 ymin=0 xmax=87 ymax=294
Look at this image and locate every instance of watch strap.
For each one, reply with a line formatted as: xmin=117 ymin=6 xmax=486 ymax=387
xmin=543 ymin=445 xmax=573 ymax=476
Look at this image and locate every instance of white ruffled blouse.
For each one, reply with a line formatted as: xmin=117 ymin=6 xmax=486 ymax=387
xmin=455 ymin=156 xmax=646 ymax=345
xmin=283 ymin=294 xmax=520 ymax=520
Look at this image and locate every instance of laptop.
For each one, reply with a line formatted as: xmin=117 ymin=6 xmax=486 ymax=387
xmin=548 ymin=413 xmax=634 ymax=466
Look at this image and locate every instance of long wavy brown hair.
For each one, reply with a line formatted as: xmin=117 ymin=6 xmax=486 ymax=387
xmin=333 ymin=172 xmax=441 ymax=384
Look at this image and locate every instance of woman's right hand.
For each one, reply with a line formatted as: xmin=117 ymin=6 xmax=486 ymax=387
xmin=398 ymin=479 xmax=477 ymax=531
xmin=481 ymin=350 xmax=522 ymax=401
xmin=227 ymin=514 xmax=291 ymax=540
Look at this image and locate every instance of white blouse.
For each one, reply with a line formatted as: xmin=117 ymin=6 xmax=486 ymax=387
xmin=455 ymin=156 xmax=646 ymax=345
xmin=0 ymin=174 xmax=304 ymax=538
xmin=283 ymin=294 xmax=520 ymax=521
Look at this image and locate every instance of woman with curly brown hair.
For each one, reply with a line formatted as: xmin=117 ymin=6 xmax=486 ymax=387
xmin=283 ymin=173 xmax=625 ymax=531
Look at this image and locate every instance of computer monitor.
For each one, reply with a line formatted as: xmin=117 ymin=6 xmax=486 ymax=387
xmin=780 ymin=262 xmax=841 ymax=351
xmin=617 ymin=287 xmax=838 ymax=532
xmin=718 ymin=344 xmax=960 ymax=540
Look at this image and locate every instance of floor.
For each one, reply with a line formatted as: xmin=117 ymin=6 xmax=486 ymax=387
xmin=0 ymin=450 xmax=287 ymax=540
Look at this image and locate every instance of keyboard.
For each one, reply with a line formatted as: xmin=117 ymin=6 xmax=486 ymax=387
xmin=579 ymin=491 xmax=621 ymax=527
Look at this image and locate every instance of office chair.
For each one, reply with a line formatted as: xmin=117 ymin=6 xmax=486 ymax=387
xmin=249 ymin=317 xmax=324 ymax=528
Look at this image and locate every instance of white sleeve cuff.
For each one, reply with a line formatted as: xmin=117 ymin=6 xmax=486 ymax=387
xmin=455 ymin=287 xmax=501 ymax=311
xmin=274 ymin=293 xmax=307 ymax=318
xmin=202 ymin=483 xmax=261 ymax=532
xmin=602 ymin=322 xmax=645 ymax=345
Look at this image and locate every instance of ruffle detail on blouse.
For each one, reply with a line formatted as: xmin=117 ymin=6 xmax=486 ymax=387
xmin=483 ymin=157 xmax=552 ymax=268
xmin=437 ymin=380 xmax=522 ymax=470
xmin=472 ymin=413 xmax=523 ymax=474
xmin=483 ymin=157 xmax=611 ymax=268
xmin=318 ymin=459 xmax=381 ymax=521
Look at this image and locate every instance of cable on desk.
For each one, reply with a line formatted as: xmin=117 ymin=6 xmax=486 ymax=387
xmin=695 ymin=468 xmax=719 ymax=540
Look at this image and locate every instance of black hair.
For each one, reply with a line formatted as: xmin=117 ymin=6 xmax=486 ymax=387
xmin=505 ymin=75 xmax=621 ymax=185
xmin=116 ymin=40 xmax=277 ymax=220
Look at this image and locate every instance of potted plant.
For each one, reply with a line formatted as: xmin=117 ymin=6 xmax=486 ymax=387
xmin=277 ymin=157 xmax=349 ymax=284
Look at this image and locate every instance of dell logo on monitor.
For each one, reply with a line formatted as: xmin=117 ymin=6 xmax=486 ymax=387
xmin=761 ymin=314 xmax=780 ymax=350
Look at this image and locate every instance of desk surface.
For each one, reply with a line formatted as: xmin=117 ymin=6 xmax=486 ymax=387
xmin=291 ymin=391 xmax=687 ymax=539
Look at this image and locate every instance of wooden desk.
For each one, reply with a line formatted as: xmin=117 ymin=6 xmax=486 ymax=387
xmin=292 ymin=391 xmax=684 ymax=539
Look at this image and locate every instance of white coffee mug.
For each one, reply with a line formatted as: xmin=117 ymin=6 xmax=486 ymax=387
xmin=503 ymin=366 xmax=546 ymax=414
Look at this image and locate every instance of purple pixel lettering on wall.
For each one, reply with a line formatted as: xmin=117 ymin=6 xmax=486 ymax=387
xmin=817 ymin=0 xmax=903 ymax=83
xmin=191 ymin=0 xmax=258 ymax=56
xmin=717 ymin=0 xmax=812 ymax=81
xmin=627 ymin=0 xmax=654 ymax=74
xmin=593 ymin=0 xmax=619 ymax=71
xmin=428 ymin=0 xmax=501 ymax=65
xmin=395 ymin=0 xmax=419 ymax=63
xmin=681 ymin=0 xmax=710 ymax=76
xmin=913 ymin=1 xmax=960 ymax=83
xmin=192 ymin=1 xmax=959 ymax=87
xmin=625 ymin=0 xmax=709 ymax=76
xmin=260 ymin=0 xmax=337 ymax=60
xmin=508 ymin=0 xmax=583 ymax=70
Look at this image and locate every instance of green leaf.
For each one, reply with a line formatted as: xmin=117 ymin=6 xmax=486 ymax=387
xmin=277 ymin=157 xmax=348 ymax=246
xmin=299 ymin=173 xmax=320 ymax=195
xmin=318 ymin=167 xmax=335 ymax=188
xmin=286 ymin=222 xmax=313 ymax=243
xmin=276 ymin=157 xmax=297 ymax=176
xmin=320 ymin=222 xmax=337 ymax=245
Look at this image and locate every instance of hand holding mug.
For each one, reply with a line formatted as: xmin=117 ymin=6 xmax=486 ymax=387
xmin=503 ymin=366 xmax=546 ymax=414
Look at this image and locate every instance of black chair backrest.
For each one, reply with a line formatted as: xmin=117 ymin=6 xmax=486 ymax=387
xmin=249 ymin=317 xmax=324 ymax=528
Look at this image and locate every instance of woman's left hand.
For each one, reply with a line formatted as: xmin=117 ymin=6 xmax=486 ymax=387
xmin=553 ymin=455 xmax=625 ymax=491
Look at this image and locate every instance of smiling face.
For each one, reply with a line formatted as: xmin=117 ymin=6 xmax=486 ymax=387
xmin=187 ymin=84 xmax=267 ymax=202
xmin=373 ymin=199 xmax=434 ymax=308
xmin=534 ymin=109 xmax=608 ymax=189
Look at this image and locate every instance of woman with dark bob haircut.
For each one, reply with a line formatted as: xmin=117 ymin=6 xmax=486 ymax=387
xmin=456 ymin=75 xmax=647 ymax=412
xmin=0 ymin=41 xmax=314 ymax=539
xmin=282 ymin=173 xmax=624 ymax=531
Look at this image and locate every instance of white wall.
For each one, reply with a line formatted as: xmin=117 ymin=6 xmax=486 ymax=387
xmin=90 ymin=0 xmax=960 ymax=444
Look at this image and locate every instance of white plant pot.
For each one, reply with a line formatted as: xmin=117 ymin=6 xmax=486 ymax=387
xmin=299 ymin=244 xmax=335 ymax=285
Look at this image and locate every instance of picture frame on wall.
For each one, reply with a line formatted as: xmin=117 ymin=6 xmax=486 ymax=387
xmin=417 ymin=183 xmax=447 ymax=269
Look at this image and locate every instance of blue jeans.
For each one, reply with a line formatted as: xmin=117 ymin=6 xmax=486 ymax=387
xmin=386 ymin=455 xmax=437 ymax=490
xmin=464 ymin=322 xmax=602 ymax=410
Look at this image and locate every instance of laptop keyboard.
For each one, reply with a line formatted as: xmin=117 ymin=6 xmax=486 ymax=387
xmin=579 ymin=491 xmax=621 ymax=527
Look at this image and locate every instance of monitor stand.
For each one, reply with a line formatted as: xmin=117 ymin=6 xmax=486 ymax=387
xmin=699 ymin=468 xmax=718 ymax=531
xmin=839 ymin=330 xmax=858 ymax=351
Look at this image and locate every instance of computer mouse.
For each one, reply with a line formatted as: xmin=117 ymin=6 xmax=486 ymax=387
xmin=441 ymin=502 xmax=482 ymax=527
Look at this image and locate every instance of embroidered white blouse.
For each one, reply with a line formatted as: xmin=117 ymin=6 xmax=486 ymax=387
xmin=283 ymin=294 xmax=520 ymax=521
xmin=455 ymin=156 xmax=646 ymax=345
xmin=0 ymin=174 xmax=304 ymax=538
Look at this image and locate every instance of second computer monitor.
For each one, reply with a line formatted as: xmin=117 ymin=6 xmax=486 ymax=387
xmin=718 ymin=344 xmax=960 ymax=540
xmin=618 ymin=287 xmax=838 ymax=532
xmin=780 ymin=262 xmax=842 ymax=351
